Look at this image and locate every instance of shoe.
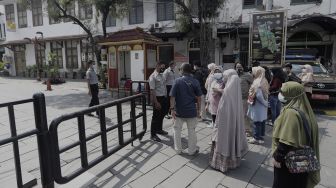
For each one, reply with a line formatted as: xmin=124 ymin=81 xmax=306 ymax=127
xmin=207 ymin=123 xmax=213 ymax=128
xmin=151 ymin=135 xmax=161 ymax=142
xmin=258 ymin=140 xmax=265 ymax=144
xmin=86 ymin=113 xmax=94 ymax=117
xmin=157 ymin=130 xmax=168 ymax=135
xmin=165 ymin=115 xmax=172 ymax=119
xmin=189 ymin=148 xmax=199 ymax=156
xmin=248 ymin=138 xmax=259 ymax=144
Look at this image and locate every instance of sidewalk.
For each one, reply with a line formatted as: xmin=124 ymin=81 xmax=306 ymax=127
xmin=0 ymin=77 xmax=335 ymax=188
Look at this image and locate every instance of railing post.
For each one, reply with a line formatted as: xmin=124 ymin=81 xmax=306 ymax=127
xmin=142 ymin=94 xmax=147 ymax=137
xmin=130 ymin=81 xmax=133 ymax=96
xmin=33 ymin=93 xmax=54 ymax=188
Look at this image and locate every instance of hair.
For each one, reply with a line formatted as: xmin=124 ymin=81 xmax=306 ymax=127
xmin=284 ymin=63 xmax=292 ymax=69
xmin=252 ymin=61 xmax=260 ymax=67
xmin=156 ymin=61 xmax=165 ymax=67
xmin=88 ymin=60 xmax=94 ymax=66
xmin=234 ymin=63 xmax=244 ymax=69
xmin=169 ymin=61 xmax=175 ymax=66
xmin=181 ymin=63 xmax=192 ymax=74
xmin=193 ymin=60 xmax=201 ymax=67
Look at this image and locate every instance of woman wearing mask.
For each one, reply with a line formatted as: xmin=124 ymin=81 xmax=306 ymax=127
xmin=205 ymin=67 xmax=224 ymax=128
xmin=273 ymin=82 xmax=320 ymax=188
xmin=210 ymin=69 xmax=248 ymax=173
xmin=299 ymin=64 xmax=314 ymax=100
xmin=247 ymin=66 xmax=269 ymax=144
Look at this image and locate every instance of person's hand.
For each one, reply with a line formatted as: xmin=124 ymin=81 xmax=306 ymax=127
xmin=205 ymin=104 xmax=209 ymax=112
xmin=171 ymin=109 xmax=176 ymax=119
xmin=273 ymin=159 xmax=281 ymax=168
xmin=154 ymin=101 xmax=161 ymax=110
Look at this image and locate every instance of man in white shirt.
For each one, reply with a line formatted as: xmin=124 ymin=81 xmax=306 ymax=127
xmin=163 ymin=61 xmax=178 ymax=119
xmin=86 ymin=60 xmax=99 ymax=116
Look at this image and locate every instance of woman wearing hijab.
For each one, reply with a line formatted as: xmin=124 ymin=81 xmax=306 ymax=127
xmin=209 ymin=69 xmax=248 ymax=173
xmin=299 ymin=64 xmax=314 ymax=99
xmin=247 ymin=66 xmax=269 ymax=144
xmin=272 ymin=82 xmax=320 ymax=188
xmin=205 ymin=67 xmax=224 ymax=128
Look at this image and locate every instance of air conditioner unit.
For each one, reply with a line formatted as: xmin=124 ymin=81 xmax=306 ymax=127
xmin=154 ymin=22 xmax=162 ymax=29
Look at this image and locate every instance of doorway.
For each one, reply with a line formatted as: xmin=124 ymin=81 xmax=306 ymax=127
xmin=119 ymin=51 xmax=131 ymax=81
xmin=14 ymin=45 xmax=26 ymax=77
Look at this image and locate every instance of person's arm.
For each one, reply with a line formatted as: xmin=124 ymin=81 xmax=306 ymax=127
xmin=273 ymin=142 xmax=294 ymax=168
xmin=256 ymin=89 xmax=268 ymax=107
xmin=162 ymin=69 xmax=168 ymax=82
xmin=86 ymin=71 xmax=91 ymax=95
xmin=149 ymin=76 xmax=160 ymax=110
xmin=170 ymin=96 xmax=176 ymax=119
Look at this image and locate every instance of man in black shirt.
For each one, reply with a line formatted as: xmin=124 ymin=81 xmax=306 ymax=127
xmin=193 ymin=61 xmax=207 ymax=120
xmin=283 ymin=63 xmax=302 ymax=83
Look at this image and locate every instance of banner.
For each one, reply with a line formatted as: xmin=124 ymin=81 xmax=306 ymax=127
xmin=249 ymin=11 xmax=287 ymax=65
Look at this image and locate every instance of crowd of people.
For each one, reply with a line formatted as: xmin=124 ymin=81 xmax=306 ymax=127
xmin=147 ymin=60 xmax=320 ymax=188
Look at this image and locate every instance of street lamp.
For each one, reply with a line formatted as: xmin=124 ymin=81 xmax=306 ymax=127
xmin=35 ymin=31 xmax=44 ymax=81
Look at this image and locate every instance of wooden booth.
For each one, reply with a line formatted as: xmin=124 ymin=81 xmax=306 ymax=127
xmin=99 ymin=28 xmax=160 ymax=90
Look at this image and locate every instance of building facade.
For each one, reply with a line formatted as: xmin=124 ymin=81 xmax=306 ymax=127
xmin=0 ymin=0 xmax=335 ymax=79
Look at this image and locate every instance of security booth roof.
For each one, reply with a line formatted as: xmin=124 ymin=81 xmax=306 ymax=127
xmin=98 ymin=27 xmax=161 ymax=45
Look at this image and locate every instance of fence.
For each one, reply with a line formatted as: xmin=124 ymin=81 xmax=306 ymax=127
xmin=0 ymin=93 xmax=147 ymax=187
xmin=130 ymin=81 xmax=152 ymax=106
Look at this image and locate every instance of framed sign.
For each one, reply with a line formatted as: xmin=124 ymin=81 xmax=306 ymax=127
xmin=108 ymin=52 xmax=116 ymax=69
xmin=249 ymin=11 xmax=287 ymax=65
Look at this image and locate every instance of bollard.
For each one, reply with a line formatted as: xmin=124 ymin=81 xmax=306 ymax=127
xmin=46 ymin=79 xmax=52 ymax=91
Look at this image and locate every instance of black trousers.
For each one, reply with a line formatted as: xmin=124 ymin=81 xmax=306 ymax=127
xmin=89 ymin=84 xmax=100 ymax=107
xmin=273 ymin=164 xmax=308 ymax=188
xmin=151 ymin=96 xmax=167 ymax=136
xmin=166 ymin=85 xmax=172 ymax=115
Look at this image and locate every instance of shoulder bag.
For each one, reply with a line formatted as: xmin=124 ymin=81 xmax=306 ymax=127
xmin=284 ymin=108 xmax=320 ymax=173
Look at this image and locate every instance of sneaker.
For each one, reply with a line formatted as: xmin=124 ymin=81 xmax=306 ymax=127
xmin=258 ymin=140 xmax=265 ymax=144
xmin=207 ymin=124 xmax=213 ymax=128
xmin=189 ymin=148 xmax=199 ymax=156
xmin=248 ymin=138 xmax=259 ymax=144
xmin=151 ymin=135 xmax=161 ymax=142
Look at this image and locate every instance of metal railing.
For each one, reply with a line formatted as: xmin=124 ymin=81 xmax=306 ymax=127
xmin=130 ymin=81 xmax=152 ymax=106
xmin=48 ymin=94 xmax=147 ymax=184
xmin=0 ymin=93 xmax=53 ymax=188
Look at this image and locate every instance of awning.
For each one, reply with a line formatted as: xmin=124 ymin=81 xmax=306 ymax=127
xmin=288 ymin=15 xmax=336 ymax=32
xmin=0 ymin=39 xmax=29 ymax=47
xmin=98 ymin=27 xmax=160 ymax=45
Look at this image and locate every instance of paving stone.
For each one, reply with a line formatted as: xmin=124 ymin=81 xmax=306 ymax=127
xmin=134 ymin=152 xmax=170 ymax=174
xmin=129 ymin=166 xmax=172 ymax=188
xmin=186 ymin=151 xmax=210 ymax=172
xmin=101 ymin=166 xmax=143 ymax=188
xmin=221 ymin=166 xmax=255 ymax=188
xmin=190 ymin=167 xmax=225 ymax=188
xmin=250 ymin=165 xmax=273 ymax=188
xmin=160 ymin=166 xmax=200 ymax=188
xmin=319 ymin=165 xmax=336 ymax=188
xmin=160 ymin=154 xmax=192 ymax=173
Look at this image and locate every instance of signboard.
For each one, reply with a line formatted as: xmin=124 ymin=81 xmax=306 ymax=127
xmin=249 ymin=11 xmax=287 ymax=65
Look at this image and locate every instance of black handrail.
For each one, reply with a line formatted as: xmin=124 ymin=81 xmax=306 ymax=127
xmin=49 ymin=94 xmax=147 ymax=184
xmin=130 ymin=81 xmax=152 ymax=106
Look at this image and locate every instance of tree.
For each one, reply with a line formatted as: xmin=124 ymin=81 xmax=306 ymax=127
xmin=174 ymin=0 xmax=225 ymax=66
xmin=19 ymin=0 xmax=128 ymax=65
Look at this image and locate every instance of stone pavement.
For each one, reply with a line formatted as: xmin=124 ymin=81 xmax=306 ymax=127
xmin=0 ymin=77 xmax=335 ymax=188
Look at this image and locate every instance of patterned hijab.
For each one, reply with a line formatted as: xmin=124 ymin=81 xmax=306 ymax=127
xmin=249 ymin=66 xmax=269 ymax=99
xmin=272 ymin=82 xmax=320 ymax=187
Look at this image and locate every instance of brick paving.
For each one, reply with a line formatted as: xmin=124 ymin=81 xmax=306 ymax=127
xmin=0 ymin=77 xmax=335 ymax=188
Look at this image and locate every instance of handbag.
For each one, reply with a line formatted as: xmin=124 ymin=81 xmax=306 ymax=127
xmin=284 ymin=108 xmax=320 ymax=173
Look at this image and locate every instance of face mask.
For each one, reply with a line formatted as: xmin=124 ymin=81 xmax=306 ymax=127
xmin=213 ymin=73 xmax=223 ymax=80
xmin=237 ymin=68 xmax=243 ymax=75
xmin=278 ymin=93 xmax=287 ymax=104
xmin=159 ymin=68 xmax=165 ymax=73
xmin=302 ymin=69 xmax=307 ymax=73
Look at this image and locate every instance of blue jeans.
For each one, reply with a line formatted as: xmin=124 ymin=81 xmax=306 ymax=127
xmin=253 ymin=121 xmax=265 ymax=140
xmin=269 ymin=95 xmax=281 ymax=124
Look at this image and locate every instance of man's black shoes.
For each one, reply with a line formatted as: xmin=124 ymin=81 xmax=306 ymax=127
xmin=157 ymin=130 xmax=168 ymax=135
xmin=151 ymin=135 xmax=161 ymax=142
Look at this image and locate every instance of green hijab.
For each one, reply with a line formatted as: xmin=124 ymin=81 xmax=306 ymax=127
xmin=272 ymin=82 xmax=320 ymax=188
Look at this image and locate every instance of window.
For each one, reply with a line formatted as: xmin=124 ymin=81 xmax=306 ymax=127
xmin=80 ymin=41 xmax=94 ymax=68
xmin=291 ymin=0 xmax=319 ymax=4
xmin=35 ymin=43 xmax=46 ymax=67
xmin=50 ymin=41 xmax=63 ymax=68
xmin=65 ymin=40 xmax=78 ymax=69
xmin=17 ymin=3 xmax=27 ymax=28
xmin=49 ymin=3 xmax=61 ymax=24
xmin=190 ymin=0 xmax=198 ymax=17
xmin=64 ymin=2 xmax=76 ymax=22
xmin=32 ymin=0 xmax=43 ymax=26
xmin=5 ymin=4 xmax=15 ymax=31
xmin=243 ymin=0 xmax=262 ymax=8
xmin=79 ymin=3 xmax=93 ymax=20
xmin=157 ymin=0 xmax=174 ymax=21
xmin=129 ymin=0 xmax=143 ymax=24
xmin=106 ymin=13 xmax=116 ymax=27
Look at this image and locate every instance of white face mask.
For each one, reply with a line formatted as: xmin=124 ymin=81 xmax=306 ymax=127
xmin=278 ymin=93 xmax=287 ymax=103
xmin=213 ymin=73 xmax=223 ymax=80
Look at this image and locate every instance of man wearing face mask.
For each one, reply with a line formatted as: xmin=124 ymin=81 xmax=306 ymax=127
xmin=148 ymin=62 xmax=168 ymax=142
xmin=235 ymin=63 xmax=253 ymax=136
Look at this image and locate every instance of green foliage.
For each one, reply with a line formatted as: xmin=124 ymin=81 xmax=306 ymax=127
xmin=0 ymin=62 xmax=5 ymax=70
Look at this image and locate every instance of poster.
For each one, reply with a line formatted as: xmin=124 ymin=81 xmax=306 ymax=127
xmin=250 ymin=11 xmax=287 ymax=64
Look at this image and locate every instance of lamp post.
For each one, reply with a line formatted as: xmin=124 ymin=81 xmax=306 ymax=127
xmin=35 ymin=32 xmax=44 ymax=81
